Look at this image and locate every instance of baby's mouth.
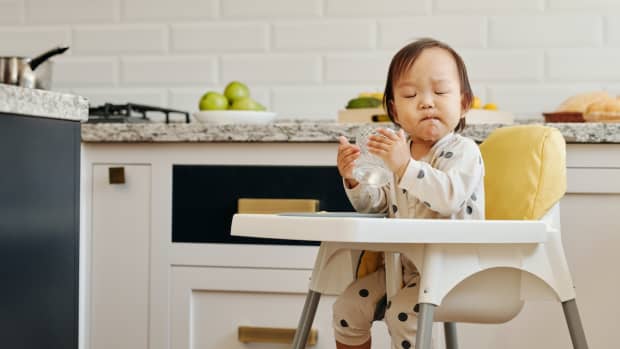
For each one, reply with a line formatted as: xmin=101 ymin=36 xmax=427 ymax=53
xmin=421 ymin=115 xmax=440 ymax=121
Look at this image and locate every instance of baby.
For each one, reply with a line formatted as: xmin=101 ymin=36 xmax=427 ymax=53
xmin=334 ymin=38 xmax=485 ymax=349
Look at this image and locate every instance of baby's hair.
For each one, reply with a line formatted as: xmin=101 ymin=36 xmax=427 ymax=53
xmin=383 ymin=37 xmax=473 ymax=133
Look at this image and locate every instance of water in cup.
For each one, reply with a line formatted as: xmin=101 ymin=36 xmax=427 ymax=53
xmin=353 ymin=126 xmax=394 ymax=187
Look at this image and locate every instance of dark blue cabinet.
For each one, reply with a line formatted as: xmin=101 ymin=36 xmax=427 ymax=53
xmin=0 ymin=113 xmax=79 ymax=349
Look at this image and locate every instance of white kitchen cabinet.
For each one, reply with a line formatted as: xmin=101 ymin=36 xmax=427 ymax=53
xmin=82 ymin=142 xmax=620 ymax=349
xmin=169 ymin=266 xmax=392 ymax=349
xmin=89 ymin=164 xmax=151 ymax=349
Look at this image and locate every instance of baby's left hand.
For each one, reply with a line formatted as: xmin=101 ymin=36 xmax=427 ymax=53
xmin=367 ymin=128 xmax=411 ymax=178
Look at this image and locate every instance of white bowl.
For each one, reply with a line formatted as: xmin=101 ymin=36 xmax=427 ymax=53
xmin=193 ymin=110 xmax=277 ymax=124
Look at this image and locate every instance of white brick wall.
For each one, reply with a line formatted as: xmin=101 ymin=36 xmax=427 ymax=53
xmin=461 ymin=50 xmax=543 ymax=81
xmin=326 ymin=0 xmax=429 ymax=17
xmin=0 ymin=27 xmax=70 ymax=56
xmin=220 ymin=0 xmax=321 ymax=18
xmin=121 ymin=56 xmax=217 ymax=84
xmin=548 ymin=0 xmax=620 ymax=11
xmin=123 ymin=0 xmax=217 ymax=21
xmin=547 ymin=49 xmax=620 ymax=81
xmin=171 ymin=23 xmax=268 ymax=52
xmin=220 ymin=54 xmax=321 ymax=83
xmin=53 ymin=57 xmax=118 ymax=87
xmin=488 ymin=15 xmax=603 ymax=48
xmin=0 ymin=1 xmax=24 ymax=24
xmin=378 ymin=16 xmax=486 ymax=49
xmin=273 ymin=20 xmax=375 ymax=50
xmin=26 ymin=0 xmax=119 ymax=24
xmin=324 ymin=53 xmax=392 ymax=83
xmin=606 ymin=16 xmax=620 ymax=46
xmin=435 ymin=0 xmax=543 ymax=14
xmin=3 ymin=0 xmax=620 ymax=119
xmin=73 ymin=25 xmax=167 ymax=54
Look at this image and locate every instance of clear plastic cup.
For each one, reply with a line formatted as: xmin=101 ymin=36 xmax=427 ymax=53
xmin=352 ymin=125 xmax=394 ymax=187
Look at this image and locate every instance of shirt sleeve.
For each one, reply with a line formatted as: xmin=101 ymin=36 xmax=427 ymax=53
xmin=398 ymin=138 xmax=484 ymax=216
xmin=343 ymin=178 xmax=390 ymax=214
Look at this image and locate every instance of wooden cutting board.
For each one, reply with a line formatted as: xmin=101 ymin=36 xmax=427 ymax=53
xmin=337 ymin=108 xmax=389 ymax=123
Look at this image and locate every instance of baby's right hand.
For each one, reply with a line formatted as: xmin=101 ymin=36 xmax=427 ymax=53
xmin=337 ymin=136 xmax=360 ymax=188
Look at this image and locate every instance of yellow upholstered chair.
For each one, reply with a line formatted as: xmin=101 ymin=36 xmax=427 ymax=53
xmin=231 ymin=125 xmax=589 ymax=349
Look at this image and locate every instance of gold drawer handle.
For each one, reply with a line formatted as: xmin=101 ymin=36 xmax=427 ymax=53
xmin=238 ymin=326 xmax=318 ymax=345
xmin=237 ymin=198 xmax=319 ymax=214
xmin=108 ymin=167 xmax=125 ymax=184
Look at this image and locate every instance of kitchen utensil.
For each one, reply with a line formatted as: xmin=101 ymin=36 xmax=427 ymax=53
xmin=0 ymin=46 xmax=69 ymax=89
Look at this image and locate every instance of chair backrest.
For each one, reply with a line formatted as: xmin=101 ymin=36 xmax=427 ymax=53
xmin=433 ymin=126 xmax=569 ymax=323
xmin=479 ymin=125 xmax=567 ymax=220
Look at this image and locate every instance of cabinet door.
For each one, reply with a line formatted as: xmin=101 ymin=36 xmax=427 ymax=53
xmin=172 ymin=165 xmax=353 ymax=245
xmin=0 ymin=114 xmax=80 ymax=349
xmin=91 ymin=165 xmax=151 ymax=349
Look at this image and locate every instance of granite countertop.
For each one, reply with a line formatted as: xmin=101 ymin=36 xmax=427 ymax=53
xmin=81 ymin=120 xmax=620 ymax=144
xmin=2 ymin=83 xmax=617 ymax=143
xmin=0 ymin=84 xmax=88 ymax=122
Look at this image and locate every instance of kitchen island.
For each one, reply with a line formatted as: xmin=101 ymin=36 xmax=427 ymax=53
xmin=81 ymin=120 xmax=619 ymax=349
xmin=0 ymin=84 xmax=87 ymax=349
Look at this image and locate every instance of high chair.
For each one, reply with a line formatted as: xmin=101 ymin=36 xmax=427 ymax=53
xmin=231 ymin=125 xmax=589 ymax=349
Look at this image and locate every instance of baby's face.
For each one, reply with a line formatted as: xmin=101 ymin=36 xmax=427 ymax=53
xmin=391 ymin=47 xmax=464 ymax=145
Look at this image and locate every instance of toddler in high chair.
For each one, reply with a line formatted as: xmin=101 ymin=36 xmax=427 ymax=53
xmin=334 ymin=38 xmax=486 ymax=349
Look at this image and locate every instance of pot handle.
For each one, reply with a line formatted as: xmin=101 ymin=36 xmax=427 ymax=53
xmin=29 ymin=46 xmax=69 ymax=70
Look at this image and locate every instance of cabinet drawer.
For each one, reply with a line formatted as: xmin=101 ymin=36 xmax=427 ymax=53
xmin=170 ymin=266 xmax=392 ymax=349
xmin=172 ymin=165 xmax=353 ymax=244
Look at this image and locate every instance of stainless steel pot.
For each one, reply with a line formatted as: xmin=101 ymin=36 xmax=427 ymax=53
xmin=0 ymin=46 xmax=69 ymax=89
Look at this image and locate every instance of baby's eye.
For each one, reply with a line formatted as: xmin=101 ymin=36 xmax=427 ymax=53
xmin=404 ymin=94 xmax=417 ymax=98
xmin=435 ymin=91 xmax=447 ymax=95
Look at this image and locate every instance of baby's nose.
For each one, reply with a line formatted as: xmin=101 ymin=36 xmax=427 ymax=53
xmin=418 ymin=93 xmax=434 ymax=108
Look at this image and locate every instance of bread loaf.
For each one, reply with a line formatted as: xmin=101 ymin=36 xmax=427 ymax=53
xmin=555 ymin=91 xmax=611 ymax=113
xmin=584 ymin=97 xmax=620 ymax=122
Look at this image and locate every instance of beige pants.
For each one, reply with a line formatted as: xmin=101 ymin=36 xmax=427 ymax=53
xmin=332 ymin=267 xmax=422 ymax=349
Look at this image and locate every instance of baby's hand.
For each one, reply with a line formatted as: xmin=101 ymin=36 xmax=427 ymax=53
xmin=367 ymin=128 xmax=411 ymax=178
xmin=337 ymin=136 xmax=360 ymax=188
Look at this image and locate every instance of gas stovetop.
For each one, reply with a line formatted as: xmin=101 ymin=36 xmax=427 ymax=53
xmin=88 ymin=103 xmax=190 ymax=123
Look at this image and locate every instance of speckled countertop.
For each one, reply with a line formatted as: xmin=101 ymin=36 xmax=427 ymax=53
xmin=0 ymin=84 xmax=88 ymax=122
xmin=81 ymin=119 xmax=620 ymax=144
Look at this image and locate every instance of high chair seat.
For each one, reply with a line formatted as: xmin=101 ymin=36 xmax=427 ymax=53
xmin=231 ymin=125 xmax=589 ymax=349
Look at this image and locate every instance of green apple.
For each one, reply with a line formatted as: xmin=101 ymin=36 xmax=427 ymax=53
xmin=230 ymin=97 xmax=265 ymax=111
xmin=199 ymin=91 xmax=228 ymax=111
xmin=224 ymin=81 xmax=250 ymax=103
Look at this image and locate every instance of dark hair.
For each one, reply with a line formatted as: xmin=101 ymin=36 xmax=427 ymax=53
xmin=383 ymin=38 xmax=473 ymax=133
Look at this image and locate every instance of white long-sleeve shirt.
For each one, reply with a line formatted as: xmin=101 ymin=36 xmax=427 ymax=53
xmin=345 ymin=132 xmax=485 ymax=220
xmin=344 ymin=132 xmax=485 ymax=282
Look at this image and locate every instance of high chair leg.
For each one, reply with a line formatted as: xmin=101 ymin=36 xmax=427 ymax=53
xmin=444 ymin=322 xmax=458 ymax=349
xmin=292 ymin=290 xmax=321 ymax=349
xmin=415 ymin=303 xmax=436 ymax=349
xmin=562 ymin=299 xmax=589 ymax=349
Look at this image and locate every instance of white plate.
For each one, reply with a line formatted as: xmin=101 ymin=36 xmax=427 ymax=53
xmin=193 ymin=110 xmax=277 ymax=124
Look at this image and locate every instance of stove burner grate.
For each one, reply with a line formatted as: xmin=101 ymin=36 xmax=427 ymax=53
xmin=88 ymin=103 xmax=190 ymax=123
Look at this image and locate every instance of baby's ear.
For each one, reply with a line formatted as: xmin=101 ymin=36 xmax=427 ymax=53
xmin=460 ymin=94 xmax=471 ymax=115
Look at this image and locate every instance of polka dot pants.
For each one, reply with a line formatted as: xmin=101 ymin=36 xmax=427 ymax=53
xmin=332 ymin=267 xmax=423 ymax=349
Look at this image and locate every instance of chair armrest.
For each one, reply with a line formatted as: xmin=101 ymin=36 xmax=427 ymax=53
xmin=231 ymin=214 xmax=548 ymax=244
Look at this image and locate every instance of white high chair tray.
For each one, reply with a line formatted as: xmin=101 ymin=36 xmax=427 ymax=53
xmin=231 ymin=213 xmax=549 ymax=244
